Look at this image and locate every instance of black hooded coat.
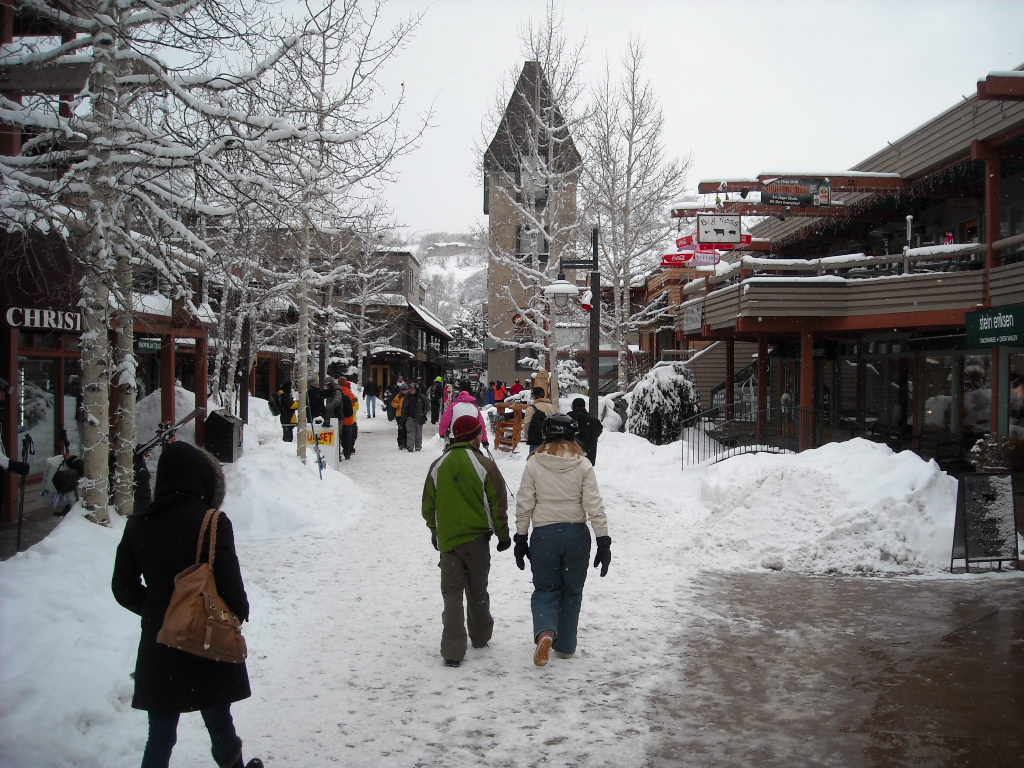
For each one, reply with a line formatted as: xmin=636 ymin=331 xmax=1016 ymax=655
xmin=111 ymin=442 xmax=251 ymax=713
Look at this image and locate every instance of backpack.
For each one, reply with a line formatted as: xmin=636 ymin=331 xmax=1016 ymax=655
xmin=268 ymin=396 xmax=280 ymax=417
xmin=341 ymin=391 xmax=354 ymax=419
xmin=526 ymin=405 xmax=547 ymax=445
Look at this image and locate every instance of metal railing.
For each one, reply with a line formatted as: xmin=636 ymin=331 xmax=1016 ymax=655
xmin=681 ymin=406 xmax=795 ymax=469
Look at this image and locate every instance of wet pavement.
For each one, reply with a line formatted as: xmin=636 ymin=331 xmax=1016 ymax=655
xmin=3 ymin=498 xmax=1022 ymax=766
xmin=0 ymin=500 xmax=62 ymax=561
xmin=648 ymin=571 xmax=1024 ymax=767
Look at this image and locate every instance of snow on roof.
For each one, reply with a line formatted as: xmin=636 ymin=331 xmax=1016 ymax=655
xmin=409 ymin=302 xmax=453 ymax=340
xmin=370 ymin=344 xmax=414 ymax=358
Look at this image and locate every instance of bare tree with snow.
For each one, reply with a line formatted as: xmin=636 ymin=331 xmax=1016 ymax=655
xmin=0 ymin=0 xmax=423 ymax=519
xmin=578 ymin=38 xmax=691 ymax=391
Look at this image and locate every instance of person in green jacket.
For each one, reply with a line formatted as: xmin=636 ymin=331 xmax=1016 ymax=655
xmin=422 ymin=415 xmax=511 ymax=667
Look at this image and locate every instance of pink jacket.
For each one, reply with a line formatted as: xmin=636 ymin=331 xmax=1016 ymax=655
xmin=438 ymin=391 xmax=489 ymax=443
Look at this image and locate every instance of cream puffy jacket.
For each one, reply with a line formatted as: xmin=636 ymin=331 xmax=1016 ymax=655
xmin=515 ymin=441 xmax=608 ymax=537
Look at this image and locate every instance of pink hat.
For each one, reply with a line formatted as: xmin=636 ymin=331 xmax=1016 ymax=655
xmin=452 ymin=414 xmax=481 ymax=441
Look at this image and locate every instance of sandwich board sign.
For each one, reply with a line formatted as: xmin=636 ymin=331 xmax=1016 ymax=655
xmin=950 ymin=473 xmax=1021 ymax=572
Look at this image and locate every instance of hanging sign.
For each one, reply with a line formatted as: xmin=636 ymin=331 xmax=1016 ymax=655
xmin=761 ymin=177 xmax=832 ymax=207
xmin=662 ymin=247 xmax=722 ymax=267
xmin=677 ymin=233 xmax=752 ymax=250
xmin=696 ymin=214 xmax=742 ymax=244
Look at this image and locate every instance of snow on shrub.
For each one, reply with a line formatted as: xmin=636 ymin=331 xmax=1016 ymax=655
xmin=626 ymin=362 xmax=700 ymax=445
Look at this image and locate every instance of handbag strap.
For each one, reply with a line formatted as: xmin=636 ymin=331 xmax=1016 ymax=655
xmin=194 ymin=508 xmax=221 ymax=566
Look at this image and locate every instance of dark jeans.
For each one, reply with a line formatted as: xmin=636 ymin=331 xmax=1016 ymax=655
xmin=341 ymin=424 xmax=356 ymax=458
xmin=141 ymin=706 xmax=241 ymax=768
xmin=397 ymin=421 xmax=407 ymax=448
xmin=530 ymin=522 xmax=591 ymax=655
xmin=439 ymin=534 xmax=493 ymax=661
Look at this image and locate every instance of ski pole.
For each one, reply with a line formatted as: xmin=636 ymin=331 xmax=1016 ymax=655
xmin=483 ymin=444 xmax=515 ymax=500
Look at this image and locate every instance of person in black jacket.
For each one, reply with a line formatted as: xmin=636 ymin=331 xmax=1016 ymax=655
xmin=275 ymin=380 xmax=296 ymax=442
xmin=568 ymin=398 xmax=604 ymax=466
xmin=112 ymin=441 xmax=262 ymax=768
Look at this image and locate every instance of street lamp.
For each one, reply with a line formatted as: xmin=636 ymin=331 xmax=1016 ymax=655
xmin=542 ymin=266 xmax=579 ymax=404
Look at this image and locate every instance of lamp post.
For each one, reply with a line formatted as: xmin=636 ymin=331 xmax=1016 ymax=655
xmin=542 ymin=266 xmax=579 ymax=405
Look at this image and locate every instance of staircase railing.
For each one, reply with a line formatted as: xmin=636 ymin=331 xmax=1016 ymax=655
xmin=681 ymin=406 xmax=796 ymax=469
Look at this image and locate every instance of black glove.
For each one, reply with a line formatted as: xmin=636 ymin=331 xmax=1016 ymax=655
xmin=7 ymin=459 xmax=30 ymax=476
xmin=593 ymin=536 xmax=611 ymax=577
xmin=496 ymin=537 xmax=511 ymax=552
xmin=482 ymin=440 xmax=489 ymax=448
xmin=430 ymin=533 xmax=439 ymax=551
xmin=513 ymin=533 xmax=530 ymax=570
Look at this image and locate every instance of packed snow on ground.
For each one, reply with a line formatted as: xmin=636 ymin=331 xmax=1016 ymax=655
xmin=1 ymin=390 xmax=1020 ymax=767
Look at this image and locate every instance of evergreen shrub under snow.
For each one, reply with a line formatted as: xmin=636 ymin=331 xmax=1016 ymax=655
xmin=626 ymin=362 xmax=700 ymax=445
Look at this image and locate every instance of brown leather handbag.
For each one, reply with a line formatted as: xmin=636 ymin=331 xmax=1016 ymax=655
xmin=156 ymin=508 xmax=248 ymax=663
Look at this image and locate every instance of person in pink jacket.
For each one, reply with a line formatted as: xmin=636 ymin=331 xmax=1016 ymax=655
xmin=438 ymin=383 xmax=489 ymax=448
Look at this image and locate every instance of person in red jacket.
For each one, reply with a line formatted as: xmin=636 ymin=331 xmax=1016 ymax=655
xmin=494 ymin=381 xmax=509 ymax=402
xmin=509 ymin=379 xmax=524 ymax=396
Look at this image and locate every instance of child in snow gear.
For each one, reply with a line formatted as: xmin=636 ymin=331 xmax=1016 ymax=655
xmin=391 ymin=385 xmax=408 ymax=449
xmin=422 ymin=415 xmax=511 ymax=666
xmin=112 ymin=442 xmax=262 ymax=768
xmin=522 ymin=387 xmax=558 ymax=454
xmin=514 ymin=413 xmax=609 ymax=666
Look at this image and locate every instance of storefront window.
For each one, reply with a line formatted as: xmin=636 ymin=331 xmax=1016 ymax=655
xmin=963 ymin=353 xmax=992 ymax=436
xmin=18 ymin=357 xmax=57 ymax=476
xmin=64 ymin=361 xmax=85 ymax=456
xmin=921 ymin=355 xmax=955 ymax=432
xmin=1009 ymin=353 xmax=1023 ymax=435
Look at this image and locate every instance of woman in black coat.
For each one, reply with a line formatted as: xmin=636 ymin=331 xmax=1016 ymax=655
xmin=112 ymin=441 xmax=261 ymax=768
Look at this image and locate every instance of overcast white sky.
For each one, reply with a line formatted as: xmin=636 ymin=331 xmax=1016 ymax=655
xmin=374 ymin=0 xmax=1024 ymax=240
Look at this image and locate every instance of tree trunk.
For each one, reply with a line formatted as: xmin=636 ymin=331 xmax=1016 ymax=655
xmin=112 ymin=241 xmax=137 ymax=517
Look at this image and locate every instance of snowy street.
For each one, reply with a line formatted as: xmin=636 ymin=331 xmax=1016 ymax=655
xmin=1 ymin=398 xmax=1023 ymax=767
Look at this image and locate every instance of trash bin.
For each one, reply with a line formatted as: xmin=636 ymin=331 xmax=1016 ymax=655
xmin=205 ymin=410 xmax=244 ymax=463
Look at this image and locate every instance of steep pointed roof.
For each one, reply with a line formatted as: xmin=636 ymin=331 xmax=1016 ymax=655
xmin=484 ymin=60 xmax=580 ymax=175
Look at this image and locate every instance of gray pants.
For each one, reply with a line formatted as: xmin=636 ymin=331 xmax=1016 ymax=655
xmin=405 ymin=417 xmax=423 ymax=450
xmin=439 ymin=534 xmax=493 ymax=661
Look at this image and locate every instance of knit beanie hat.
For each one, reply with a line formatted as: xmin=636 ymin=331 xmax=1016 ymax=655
xmin=452 ymin=414 xmax=481 ymax=442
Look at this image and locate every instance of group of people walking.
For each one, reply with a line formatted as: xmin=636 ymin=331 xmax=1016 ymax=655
xmin=422 ymin=386 xmax=610 ymax=669
xmin=109 ymin=372 xmax=608 ymax=767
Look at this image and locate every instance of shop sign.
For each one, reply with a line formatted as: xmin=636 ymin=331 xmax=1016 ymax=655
xmin=965 ymin=304 xmax=1024 ymax=346
xmin=676 ymin=233 xmax=752 ymax=250
xmin=683 ymin=303 xmax=704 ymax=333
xmin=136 ymin=337 xmax=162 ymax=352
xmin=697 ymin=214 xmax=742 ymax=244
xmin=4 ymin=306 xmax=82 ymax=332
xmin=761 ymin=177 xmax=832 ymax=207
xmin=662 ymin=248 xmax=721 ymax=267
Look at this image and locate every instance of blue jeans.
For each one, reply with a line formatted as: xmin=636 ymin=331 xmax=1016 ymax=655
xmin=529 ymin=523 xmax=591 ymax=655
xmin=365 ymin=395 xmax=377 ymax=417
xmin=141 ymin=706 xmax=241 ymax=768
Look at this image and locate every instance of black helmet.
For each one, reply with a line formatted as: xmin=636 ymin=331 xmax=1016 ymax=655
xmin=542 ymin=413 xmax=577 ymax=441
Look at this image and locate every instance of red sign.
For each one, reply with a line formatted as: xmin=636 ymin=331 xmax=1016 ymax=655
xmin=661 ymin=252 xmax=692 ymax=267
xmin=661 ymin=248 xmax=722 ymax=267
xmin=676 ymin=233 xmax=751 ymax=251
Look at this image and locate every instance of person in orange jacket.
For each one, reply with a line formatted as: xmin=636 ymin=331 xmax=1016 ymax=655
xmin=338 ymin=377 xmax=359 ymax=460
